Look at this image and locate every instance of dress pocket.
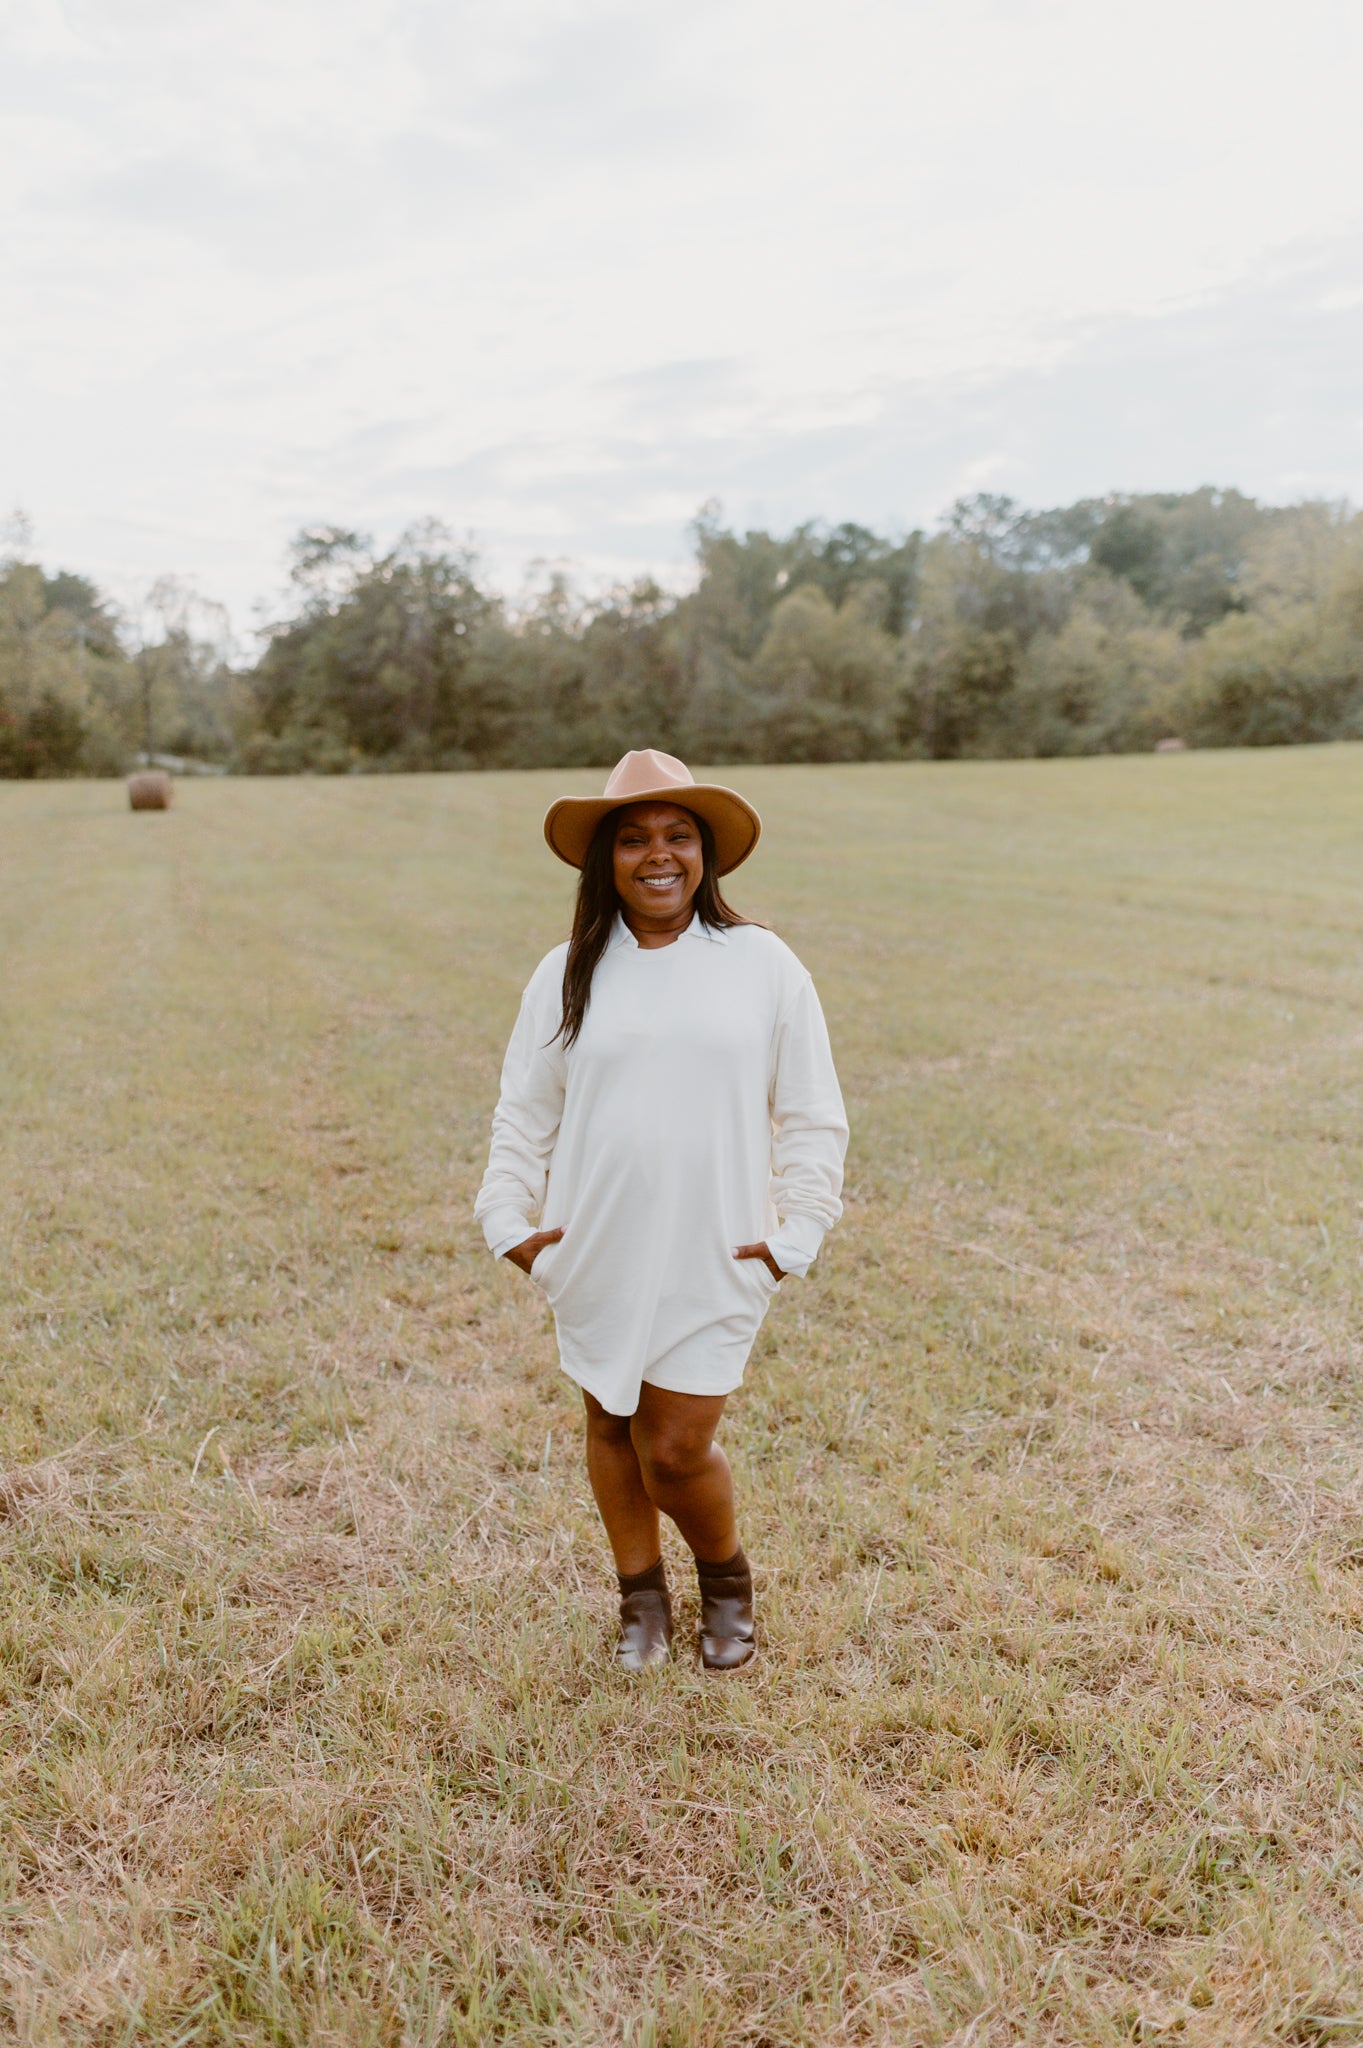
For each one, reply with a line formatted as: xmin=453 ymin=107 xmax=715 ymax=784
xmin=744 ymin=1255 xmax=780 ymax=1296
xmin=530 ymin=1237 xmax=562 ymax=1295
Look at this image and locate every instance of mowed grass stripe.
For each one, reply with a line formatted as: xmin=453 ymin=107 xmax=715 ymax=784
xmin=1 ymin=751 xmax=1362 ymax=2045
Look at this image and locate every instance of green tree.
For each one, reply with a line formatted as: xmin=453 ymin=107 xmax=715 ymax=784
xmin=245 ymin=525 xmax=498 ymax=771
xmin=1084 ymin=488 xmax=1262 ymax=633
xmin=0 ymin=558 xmax=132 ymax=776
xmin=749 ymin=583 xmax=900 ymax=760
xmin=1012 ymin=584 xmax=1187 ymax=755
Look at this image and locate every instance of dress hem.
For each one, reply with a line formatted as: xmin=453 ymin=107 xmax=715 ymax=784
xmin=559 ymin=1355 xmax=748 ymax=1418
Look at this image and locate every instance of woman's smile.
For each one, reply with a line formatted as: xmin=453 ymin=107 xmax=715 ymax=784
xmin=611 ymin=802 xmax=706 ymax=938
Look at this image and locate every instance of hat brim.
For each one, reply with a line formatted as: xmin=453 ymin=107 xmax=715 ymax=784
xmin=543 ymin=781 xmax=761 ymax=876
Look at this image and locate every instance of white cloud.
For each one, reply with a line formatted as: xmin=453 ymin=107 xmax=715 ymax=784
xmin=3 ymin=0 xmax=1363 ymax=629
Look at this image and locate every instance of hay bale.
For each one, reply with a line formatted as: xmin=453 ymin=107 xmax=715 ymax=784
xmin=127 ymin=770 xmax=173 ymax=810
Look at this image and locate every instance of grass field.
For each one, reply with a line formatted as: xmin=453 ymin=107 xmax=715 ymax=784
xmin=2 ymin=750 xmax=1363 ymax=2046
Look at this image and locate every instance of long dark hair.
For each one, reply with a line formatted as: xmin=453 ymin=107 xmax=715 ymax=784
xmin=557 ymin=807 xmax=751 ymax=1048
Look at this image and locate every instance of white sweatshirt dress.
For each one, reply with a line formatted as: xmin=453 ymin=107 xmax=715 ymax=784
xmin=474 ymin=915 xmax=848 ymax=1416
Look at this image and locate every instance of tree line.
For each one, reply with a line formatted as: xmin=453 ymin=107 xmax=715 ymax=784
xmin=4 ymin=488 xmax=1363 ymax=778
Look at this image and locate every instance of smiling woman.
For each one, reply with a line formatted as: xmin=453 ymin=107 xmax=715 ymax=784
xmin=474 ymin=750 xmax=848 ymax=1674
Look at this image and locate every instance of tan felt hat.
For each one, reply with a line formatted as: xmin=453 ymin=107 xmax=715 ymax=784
xmin=543 ymin=749 xmax=762 ymax=875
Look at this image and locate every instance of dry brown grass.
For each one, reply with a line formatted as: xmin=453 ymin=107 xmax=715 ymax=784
xmin=2 ymin=754 xmax=1363 ymax=2045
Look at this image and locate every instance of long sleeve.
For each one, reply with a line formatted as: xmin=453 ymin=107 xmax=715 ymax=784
xmin=765 ymin=970 xmax=848 ymax=1279
xmin=474 ymin=971 xmax=568 ymax=1259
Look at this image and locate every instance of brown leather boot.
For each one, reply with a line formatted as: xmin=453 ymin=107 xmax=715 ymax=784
xmin=616 ymin=1560 xmax=672 ymax=1672
xmin=696 ymin=1548 xmax=756 ymax=1673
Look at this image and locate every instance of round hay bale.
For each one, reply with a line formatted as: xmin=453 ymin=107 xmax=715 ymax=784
xmin=127 ymin=770 xmax=173 ymax=811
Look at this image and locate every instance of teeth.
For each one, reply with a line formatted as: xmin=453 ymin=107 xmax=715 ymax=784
xmin=641 ymin=876 xmax=679 ymax=886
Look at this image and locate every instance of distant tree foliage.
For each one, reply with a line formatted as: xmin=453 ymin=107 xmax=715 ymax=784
xmin=5 ymin=489 xmax=1363 ymax=775
xmin=0 ymin=551 xmax=233 ymax=777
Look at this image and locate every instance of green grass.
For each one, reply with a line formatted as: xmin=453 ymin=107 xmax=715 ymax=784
xmin=2 ymin=750 xmax=1363 ymax=2046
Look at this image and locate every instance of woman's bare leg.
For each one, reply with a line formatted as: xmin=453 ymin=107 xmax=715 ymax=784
xmin=582 ymin=1390 xmax=662 ymax=1575
xmin=583 ymin=1385 xmax=740 ymax=1567
xmin=630 ymin=1385 xmax=738 ymax=1564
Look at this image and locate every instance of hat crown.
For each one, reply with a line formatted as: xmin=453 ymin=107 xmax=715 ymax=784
xmin=602 ymin=748 xmax=695 ymax=802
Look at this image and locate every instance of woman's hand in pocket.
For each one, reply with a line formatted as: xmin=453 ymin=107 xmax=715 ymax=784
xmin=733 ymin=1241 xmax=785 ymax=1283
xmin=504 ymin=1226 xmax=564 ymax=1276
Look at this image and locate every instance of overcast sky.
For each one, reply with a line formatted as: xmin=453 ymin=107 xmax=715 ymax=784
xmin=3 ymin=0 xmax=1363 ymax=634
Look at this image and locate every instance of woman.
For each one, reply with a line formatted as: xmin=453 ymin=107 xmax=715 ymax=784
xmin=475 ymin=749 xmax=847 ymax=1673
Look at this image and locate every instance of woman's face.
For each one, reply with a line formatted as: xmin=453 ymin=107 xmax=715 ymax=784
xmin=612 ymin=802 xmax=704 ymax=925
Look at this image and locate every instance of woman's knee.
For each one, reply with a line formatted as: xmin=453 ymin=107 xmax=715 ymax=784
xmin=583 ymin=1394 xmax=634 ymax=1449
xmin=634 ymin=1425 xmax=710 ymax=1491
